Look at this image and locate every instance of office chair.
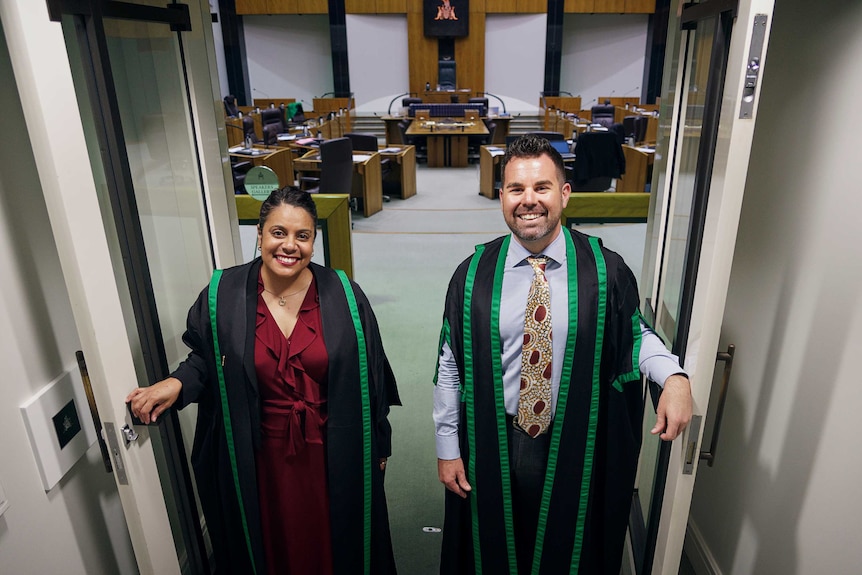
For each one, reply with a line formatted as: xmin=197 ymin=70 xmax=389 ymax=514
xmin=402 ymin=97 xmax=423 ymax=108
xmin=230 ymin=158 xmax=253 ymax=194
xmin=223 ymin=95 xmax=239 ymax=118
xmin=260 ymin=108 xmax=285 ymax=133
xmin=590 ymin=104 xmax=616 ymax=128
xmin=634 ymin=115 xmax=649 ymax=144
xmin=438 ymin=59 xmax=456 ymax=91
xmin=345 ymin=132 xmax=391 ymax=202
xmin=300 ymin=137 xmax=354 ymax=196
xmin=468 ymin=97 xmax=489 ymax=116
xmin=399 ymin=119 xmax=427 ymax=163
xmin=527 ymin=131 xmax=566 ymax=141
xmin=468 ymin=119 xmax=496 ymax=161
xmin=241 ymin=115 xmax=260 ymax=145
xmin=609 ymin=123 xmax=626 ymax=145
xmin=286 ymin=102 xmax=306 ymax=127
xmin=567 ymin=131 xmax=626 ymax=192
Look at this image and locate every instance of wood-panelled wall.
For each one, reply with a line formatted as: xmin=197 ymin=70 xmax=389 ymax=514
xmin=238 ymin=0 xmax=656 ymax=95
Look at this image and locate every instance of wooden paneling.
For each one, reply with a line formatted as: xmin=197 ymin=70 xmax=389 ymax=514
xmin=486 ymin=0 xmax=518 ymax=12
xmin=625 ymin=0 xmax=655 ymax=12
xmin=564 ymin=0 xmax=594 ymax=12
xmin=517 ymin=0 xmax=546 ymax=12
xmin=593 ymin=0 xmax=626 ymax=12
xmin=376 ymin=0 xmax=408 ymax=12
xmin=345 ymin=0 xmax=375 ymax=13
xmin=295 ymin=0 xmax=328 ymax=13
xmin=408 ymin=10 xmax=439 ymax=95
xmin=454 ymin=10 xmax=485 ymax=94
xmin=236 ymin=0 xmax=281 ymax=15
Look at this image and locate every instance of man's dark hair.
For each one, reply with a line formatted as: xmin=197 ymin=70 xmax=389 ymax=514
xmin=500 ymin=134 xmax=566 ymax=186
xmin=258 ymin=186 xmax=318 ymax=234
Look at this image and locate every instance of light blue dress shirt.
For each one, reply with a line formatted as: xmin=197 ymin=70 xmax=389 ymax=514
xmin=433 ymin=231 xmax=687 ymax=460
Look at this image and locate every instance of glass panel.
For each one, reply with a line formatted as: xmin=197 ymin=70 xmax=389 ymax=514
xmin=631 ymin=15 xmax=716 ymax=571
xmin=103 ymin=17 xmax=213 ymax=368
xmin=656 ymin=17 xmax=714 ymax=345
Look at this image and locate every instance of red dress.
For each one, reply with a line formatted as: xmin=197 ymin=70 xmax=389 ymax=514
xmin=254 ymin=275 xmax=333 ymax=575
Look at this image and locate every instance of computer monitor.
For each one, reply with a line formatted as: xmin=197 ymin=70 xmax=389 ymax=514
xmin=549 ymin=140 xmax=571 ymax=155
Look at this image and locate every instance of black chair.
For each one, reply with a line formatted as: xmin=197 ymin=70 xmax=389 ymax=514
xmin=223 ymin=95 xmax=239 ymax=118
xmin=399 ymin=119 xmax=427 ymax=163
xmin=634 ymin=115 xmax=649 ymax=143
xmin=468 ymin=119 xmax=496 ymax=161
xmin=260 ymin=108 xmax=285 ymax=145
xmin=300 ymin=137 xmax=354 ymax=196
xmin=345 ymin=132 xmax=392 ymax=202
xmin=609 ymin=122 xmax=626 ymax=145
xmin=241 ymin=115 xmax=260 ymax=145
xmin=438 ymin=59 xmax=456 ymax=90
xmin=567 ymin=131 xmax=626 ymax=192
xmin=402 ymin=97 xmax=423 ymax=108
xmin=590 ymin=104 xmax=616 ymax=128
xmin=287 ymin=102 xmax=306 ymax=127
xmin=468 ymin=97 xmax=489 ymax=116
xmin=230 ymin=158 xmax=252 ymax=194
xmin=527 ymin=131 xmax=566 ymax=141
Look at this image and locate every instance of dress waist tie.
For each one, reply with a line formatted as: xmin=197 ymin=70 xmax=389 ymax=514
xmin=260 ymin=399 xmax=325 ymax=458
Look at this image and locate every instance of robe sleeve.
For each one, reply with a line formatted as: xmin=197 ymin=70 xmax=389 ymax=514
xmin=351 ymin=279 xmax=401 ymax=459
xmin=171 ymin=285 xmax=214 ymax=408
xmin=605 ymin=252 xmax=643 ymax=392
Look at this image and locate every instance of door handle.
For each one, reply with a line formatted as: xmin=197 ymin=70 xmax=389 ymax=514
xmin=75 ymin=351 xmax=113 ymax=473
xmin=699 ymin=344 xmax=736 ymax=467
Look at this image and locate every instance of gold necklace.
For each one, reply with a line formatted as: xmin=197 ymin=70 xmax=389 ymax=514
xmin=262 ymin=279 xmax=310 ymax=306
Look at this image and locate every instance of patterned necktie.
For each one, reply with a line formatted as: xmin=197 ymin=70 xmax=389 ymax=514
xmin=517 ymin=256 xmax=553 ymax=438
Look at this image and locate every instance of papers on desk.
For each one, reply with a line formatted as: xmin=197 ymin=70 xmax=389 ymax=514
xmin=296 ymin=137 xmax=317 ymax=146
xmin=229 ymin=146 xmax=264 ymax=155
xmin=486 ymin=146 xmax=505 ymax=157
xmin=277 ymin=134 xmax=297 ymax=141
xmin=352 ymin=154 xmax=373 ymax=162
xmin=380 ymin=147 xmax=401 ymax=154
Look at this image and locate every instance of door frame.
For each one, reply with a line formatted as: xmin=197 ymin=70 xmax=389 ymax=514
xmin=638 ymin=1 xmax=775 ymax=573
xmin=3 ymin=1 xmax=239 ymax=572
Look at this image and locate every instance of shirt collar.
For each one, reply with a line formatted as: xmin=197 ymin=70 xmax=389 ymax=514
xmin=506 ymin=230 xmax=566 ymax=269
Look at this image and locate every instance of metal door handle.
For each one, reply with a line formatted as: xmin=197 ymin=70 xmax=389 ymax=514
xmin=699 ymin=344 xmax=735 ymax=466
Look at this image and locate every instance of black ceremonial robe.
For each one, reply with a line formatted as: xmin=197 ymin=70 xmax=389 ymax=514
xmin=437 ymin=228 xmax=644 ymax=575
xmin=171 ymin=259 xmax=400 ymax=575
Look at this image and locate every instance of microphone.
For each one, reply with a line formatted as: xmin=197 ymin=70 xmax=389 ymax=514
xmin=253 ymin=88 xmax=271 ymax=98
xmin=624 ymin=86 xmax=641 ymax=96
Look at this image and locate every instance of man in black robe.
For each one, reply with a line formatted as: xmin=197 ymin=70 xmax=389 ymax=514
xmin=433 ymin=135 xmax=691 ymax=574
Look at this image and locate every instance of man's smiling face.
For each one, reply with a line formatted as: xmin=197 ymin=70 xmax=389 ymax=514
xmin=500 ymin=154 xmax=571 ymax=253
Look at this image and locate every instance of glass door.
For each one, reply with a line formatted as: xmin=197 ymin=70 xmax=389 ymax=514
xmin=629 ymin=0 xmax=775 ymax=573
xmin=45 ymin=1 xmax=235 ymax=572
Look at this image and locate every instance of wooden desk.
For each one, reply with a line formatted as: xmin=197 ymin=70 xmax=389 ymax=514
xmin=229 ymin=146 xmax=295 ymax=188
xmin=382 ymin=116 xmax=406 ymax=145
xmin=225 ymin=117 xmax=244 ymax=147
xmin=423 ymin=89 xmax=475 ymax=103
xmin=406 ymin=119 xmax=488 ymax=168
xmin=617 ymin=145 xmax=655 ymax=193
xmin=479 ymin=145 xmax=505 ymax=199
xmin=380 ymin=145 xmax=416 ymax=199
xmin=294 ymin=150 xmax=383 ymax=217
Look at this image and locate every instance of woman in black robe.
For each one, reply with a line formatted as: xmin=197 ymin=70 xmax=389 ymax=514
xmin=127 ymin=187 xmax=400 ymax=575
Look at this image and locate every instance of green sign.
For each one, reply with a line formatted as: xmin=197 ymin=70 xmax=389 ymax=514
xmin=244 ymin=166 xmax=279 ymax=200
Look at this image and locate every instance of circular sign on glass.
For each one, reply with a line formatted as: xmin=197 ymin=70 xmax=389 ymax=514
xmin=244 ymin=166 xmax=280 ymax=200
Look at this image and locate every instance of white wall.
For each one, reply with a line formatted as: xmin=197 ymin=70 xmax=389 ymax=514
xmin=243 ymin=14 xmax=332 ymax=109
xmin=560 ymin=14 xmax=647 ymax=109
xmin=485 ymin=14 xmax=546 ymax=113
xmin=0 ymin=23 xmax=136 ymax=575
xmin=687 ymin=1 xmax=862 ymax=573
xmin=346 ymin=14 xmax=409 ymax=114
